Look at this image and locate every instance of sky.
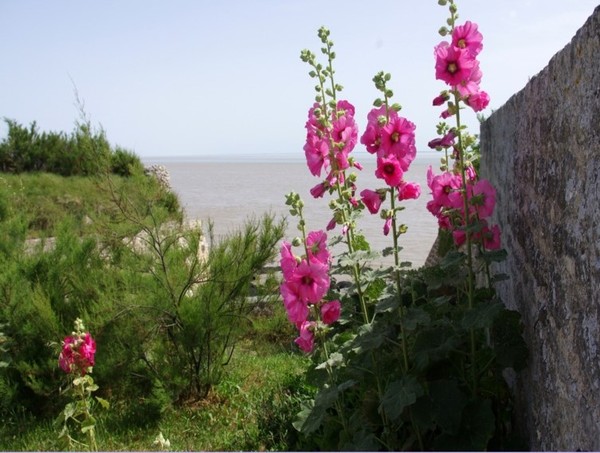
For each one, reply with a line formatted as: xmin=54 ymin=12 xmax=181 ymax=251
xmin=0 ymin=1 xmax=597 ymax=158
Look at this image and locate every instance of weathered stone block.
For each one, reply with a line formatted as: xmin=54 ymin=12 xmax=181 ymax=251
xmin=480 ymin=6 xmax=600 ymax=450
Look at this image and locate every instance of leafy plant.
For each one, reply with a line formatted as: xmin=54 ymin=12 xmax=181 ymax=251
xmin=280 ymin=6 xmax=528 ymax=450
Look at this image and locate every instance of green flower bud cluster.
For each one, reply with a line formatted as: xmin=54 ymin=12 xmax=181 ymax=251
xmin=372 ymin=71 xmax=402 ymax=117
xmin=300 ymin=26 xmax=343 ymax=117
xmin=438 ymin=0 xmax=458 ymax=36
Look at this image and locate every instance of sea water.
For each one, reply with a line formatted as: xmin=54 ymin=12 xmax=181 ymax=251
xmin=144 ymin=152 xmax=440 ymax=267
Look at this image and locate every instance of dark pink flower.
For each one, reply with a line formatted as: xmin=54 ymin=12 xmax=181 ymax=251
xmin=466 ymin=90 xmax=490 ymax=112
xmin=380 ymin=116 xmax=416 ymax=158
xmin=440 ymin=109 xmax=452 ymax=119
xmin=304 ymin=134 xmax=329 ymax=177
xmin=360 ymin=123 xmax=382 ymax=154
xmin=432 ymin=93 xmax=449 ymax=106
xmin=482 ymin=224 xmax=502 ymax=250
xmin=306 ymin=230 xmax=330 ymax=264
xmin=383 ymin=217 xmax=392 ymax=236
xmin=58 ymin=332 xmax=96 ymax=375
xmin=279 ymin=241 xmax=297 ymax=280
xmin=375 ymin=155 xmax=404 ymax=187
xmin=471 ymin=178 xmax=496 ymax=218
xmin=295 ymin=321 xmax=316 ymax=353
xmin=280 ymin=282 xmax=309 ymax=324
xmin=332 ymin=113 xmax=358 ymax=154
xmin=310 ymin=182 xmax=327 ymax=199
xmin=288 ymin=259 xmax=330 ymax=303
xmin=452 ymin=21 xmax=483 ymax=57
xmin=434 ymin=41 xmax=477 ymax=88
xmin=321 ymin=300 xmax=341 ymax=325
xmin=360 ymin=189 xmax=385 ymax=214
xmin=336 ymin=99 xmax=356 ymax=117
xmin=428 ymin=130 xmax=456 ymax=149
xmin=326 ymin=218 xmax=336 ymax=231
xmin=398 ymin=181 xmax=421 ymax=201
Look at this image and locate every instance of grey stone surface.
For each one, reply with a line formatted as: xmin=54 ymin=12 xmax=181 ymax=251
xmin=479 ymin=6 xmax=600 ymax=450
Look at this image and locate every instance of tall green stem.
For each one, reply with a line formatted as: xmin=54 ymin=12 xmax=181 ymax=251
xmin=453 ymin=93 xmax=477 ymax=396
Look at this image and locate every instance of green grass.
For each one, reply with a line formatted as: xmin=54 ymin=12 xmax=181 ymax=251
xmin=0 ymin=171 xmax=180 ymax=238
xmin=0 ymin=303 xmax=311 ymax=452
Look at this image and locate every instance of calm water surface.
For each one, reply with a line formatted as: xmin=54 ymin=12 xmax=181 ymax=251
xmin=145 ymin=155 xmax=439 ymax=267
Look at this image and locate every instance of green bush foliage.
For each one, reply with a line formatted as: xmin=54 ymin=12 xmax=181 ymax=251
xmin=0 ymin=118 xmax=142 ymax=177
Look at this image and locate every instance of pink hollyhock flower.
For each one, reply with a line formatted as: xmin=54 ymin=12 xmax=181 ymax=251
xmin=471 ymin=179 xmax=496 ymax=218
xmin=440 ymin=109 xmax=452 ymax=119
xmin=366 ymin=105 xmax=390 ymax=127
xmin=360 ymin=123 xmax=382 ymax=154
xmin=452 ymin=21 xmax=483 ymax=57
xmin=59 ymin=333 xmax=96 ymax=375
xmin=306 ymin=103 xmax=326 ymax=133
xmin=398 ymin=181 xmax=421 ymax=201
xmin=428 ymin=130 xmax=456 ymax=149
xmin=466 ymin=90 xmax=490 ymax=112
xmin=380 ymin=116 xmax=416 ymax=158
xmin=383 ymin=217 xmax=393 ymax=236
xmin=306 ymin=230 xmax=330 ymax=264
xmin=353 ymin=160 xmax=363 ymax=171
xmin=295 ymin=321 xmax=316 ymax=353
xmin=310 ymin=182 xmax=327 ymax=199
xmin=432 ymin=92 xmax=449 ymax=106
xmin=332 ymin=113 xmax=358 ymax=154
xmin=428 ymin=169 xmax=462 ymax=208
xmin=289 ymin=259 xmax=330 ymax=303
xmin=304 ymin=134 xmax=329 ymax=177
xmin=279 ymin=241 xmax=297 ymax=280
xmin=280 ymin=282 xmax=309 ymax=324
xmin=326 ymin=218 xmax=336 ymax=231
xmin=321 ymin=300 xmax=341 ymax=325
xmin=360 ymin=189 xmax=384 ymax=214
xmin=375 ymin=155 xmax=404 ymax=187
xmin=434 ymin=41 xmax=477 ymax=88
xmin=452 ymin=228 xmax=467 ymax=247
xmin=456 ymin=60 xmax=483 ymax=97
xmin=483 ymin=224 xmax=502 ymax=250
xmin=337 ymin=99 xmax=356 ymax=117
xmin=466 ymin=165 xmax=477 ymax=181
xmin=79 ymin=333 xmax=96 ymax=366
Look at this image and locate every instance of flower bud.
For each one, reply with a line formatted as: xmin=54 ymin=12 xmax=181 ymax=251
xmin=292 ymin=237 xmax=302 ymax=247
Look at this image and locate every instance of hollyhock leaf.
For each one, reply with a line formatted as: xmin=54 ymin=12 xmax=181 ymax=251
xmin=402 ymin=306 xmax=431 ymax=331
xmin=96 ymin=396 xmax=110 ymax=409
xmin=480 ymin=248 xmax=507 ymax=264
xmin=428 ymin=379 xmax=469 ymax=434
xmin=375 ymin=295 xmax=399 ymax=314
xmin=380 ymin=376 xmax=424 ymax=422
xmin=461 ymin=301 xmax=504 ymax=330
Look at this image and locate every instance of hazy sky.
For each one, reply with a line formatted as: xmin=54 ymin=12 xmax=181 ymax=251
xmin=1 ymin=1 xmax=597 ymax=157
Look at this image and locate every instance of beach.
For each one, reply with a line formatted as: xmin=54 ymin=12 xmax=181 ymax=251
xmin=144 ymin=153 xmax=440 ymax=268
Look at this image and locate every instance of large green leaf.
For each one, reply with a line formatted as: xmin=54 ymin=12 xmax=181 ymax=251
xmin=461 ymin=301 xmax=503 ymax=330
xmin=428 ymin=379 xmax=469 ymax=434
xmin=379 ymin=376 xmax=423 ymax=422
xmin=433 ymin=399 xmax=496 ymax=450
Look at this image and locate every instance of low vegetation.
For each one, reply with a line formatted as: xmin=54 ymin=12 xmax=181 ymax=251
xmin=0 ymin=120 xmax=312 ymax=451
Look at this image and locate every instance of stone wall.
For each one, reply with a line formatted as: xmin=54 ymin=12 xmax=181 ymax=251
xmin=479 ymin=6 xmax=600 ymax=451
